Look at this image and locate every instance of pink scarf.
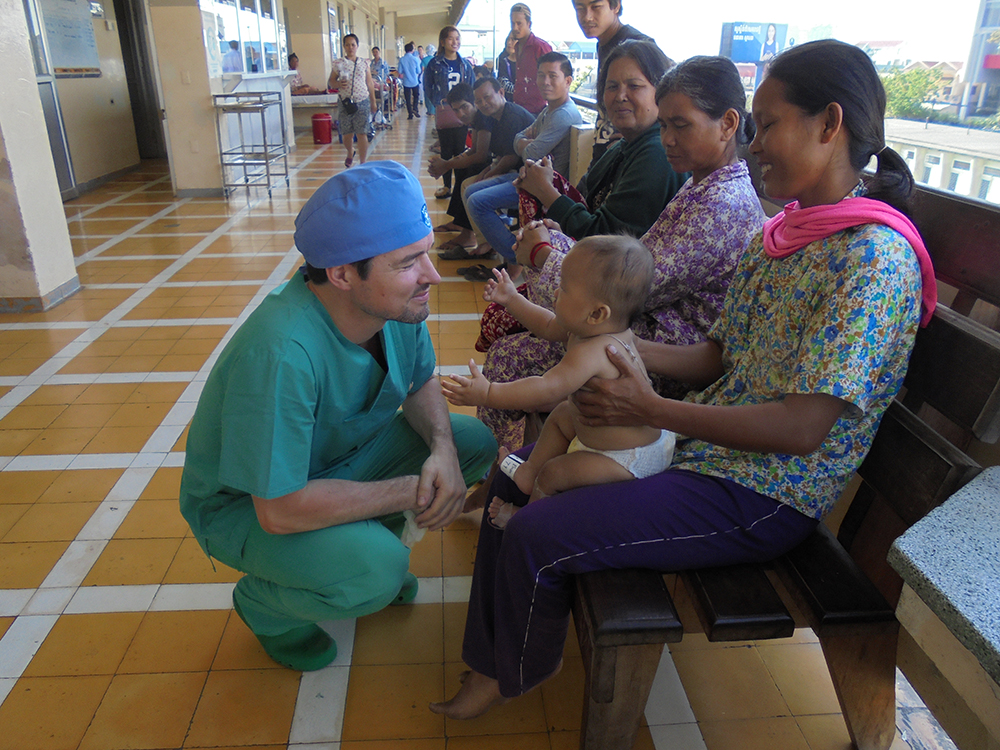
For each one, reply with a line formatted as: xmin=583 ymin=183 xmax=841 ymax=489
xmin=762 ymin=197 xmax=937 ymax=326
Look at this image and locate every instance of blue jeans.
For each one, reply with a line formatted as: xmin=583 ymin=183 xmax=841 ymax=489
xmin=463 ymin=173 xmax=519 ymax=261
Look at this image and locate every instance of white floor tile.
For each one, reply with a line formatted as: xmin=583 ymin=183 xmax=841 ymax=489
xmin=66 ymin=584 xmax=159 ymax=613
xmin=645 ymin=648 xmax=698 ymax=726
xmin=413 ymin=576 xmax=443 ymax=604
xmin=0 ymin=615 xmax=58 ymax=678
xmin=443 ymin=575 xmax=473 ymax=602
xmin=288 ymin=665 xmax=351 ymax=744
xmin=41 ymin=540 xmax=108 ymax=588
xmin=67 ymin=453 xmax=135 ymax=470
xmin=0 ymin=590 xmax=33 ymax=617
xmin=149 ymin=582 xmax=236 ymax=611
xmin=76 ymin=499 xmax=135 ymax=540
xmin=128 ymin=452 xmax=169 ymax=469
xmin=0 ymin=678 xmax=17 ymax=707
xmin=141 ymin=426 xmax=186 ymax=453
xmin=106 ymin=467 xmax=157 ymax=502
xmin=318 ymin=618 xmax=356 ymax=666
xmin=23 ymin=587 xmax=75 ymax=615
xmin=5 ymin=455 xmax=74 ymax=471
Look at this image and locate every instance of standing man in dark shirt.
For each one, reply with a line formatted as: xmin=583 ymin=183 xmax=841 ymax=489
xmin=432 ymin=78 xmax=534 ymax=259
xmin=573 ymin=0 xmax=654 ymax=165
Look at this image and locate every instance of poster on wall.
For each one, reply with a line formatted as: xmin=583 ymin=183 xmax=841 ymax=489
xmin=39 ymin=0 xmax=102 ymax=76
xmin=720 ymin=22 xmax=789 ymax=64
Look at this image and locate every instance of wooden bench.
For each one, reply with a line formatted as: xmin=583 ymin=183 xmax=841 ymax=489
xmin=571 ymin=187 xmax=1000 ymax=750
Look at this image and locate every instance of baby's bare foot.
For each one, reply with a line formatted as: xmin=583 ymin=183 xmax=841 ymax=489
xmin=488 ymin=497 xmax=517 ymax=529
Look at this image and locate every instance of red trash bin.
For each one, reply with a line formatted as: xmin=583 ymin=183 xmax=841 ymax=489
xmin=312 ymin=113 xmax=333 ymax=144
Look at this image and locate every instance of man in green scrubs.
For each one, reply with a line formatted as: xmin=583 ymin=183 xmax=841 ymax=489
xmin=179 ymin=162 xmax=496 ymax=671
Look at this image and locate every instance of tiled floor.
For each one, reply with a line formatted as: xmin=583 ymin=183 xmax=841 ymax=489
xmin=0 ymin=115 xmax=945 ymax=749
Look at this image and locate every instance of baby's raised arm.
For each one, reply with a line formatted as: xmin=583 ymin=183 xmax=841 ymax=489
xmin=442 ymin=338 xmax=610 ymax=411
xmin=483 ymin=268 xmax=568 ymax=342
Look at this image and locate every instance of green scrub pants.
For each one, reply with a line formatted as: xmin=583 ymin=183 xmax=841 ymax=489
xmin=207 ymin=413 xmax=496 ymax=636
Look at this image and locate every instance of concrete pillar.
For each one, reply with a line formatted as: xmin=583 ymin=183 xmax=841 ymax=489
xmin=286 ymin=0 xmax=332 ymax=90
xmin=970 ymin=157 xmax=986 ymax=200
xmin=0 ymin=0 xmax=79 ymax=312
xmin=938 ymin=151 xmax=957 ymax=191
xmin=913 ymin=146 xmax=929 ymax=184
xmin=148 ymin=0 xmax=224 ymax=196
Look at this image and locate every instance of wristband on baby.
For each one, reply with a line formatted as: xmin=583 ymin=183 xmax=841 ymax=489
xmin=529 ymin=241 xmax=551 ymax=268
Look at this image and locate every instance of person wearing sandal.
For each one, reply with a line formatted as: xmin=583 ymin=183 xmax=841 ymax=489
xmin=179 ymin=162 xmax=496 ymax=673
xmin=429 ymin=83 xmax=492 ymax=257
xmin=329 ymin=34 xmax=377 ymax=168
xmin=439 ymin=78 xmax=535 ymax=263
xmin=463 ymin=52 xmax=582 ymax=280
xmin=424 ymin=26 xmax=475 ymax=200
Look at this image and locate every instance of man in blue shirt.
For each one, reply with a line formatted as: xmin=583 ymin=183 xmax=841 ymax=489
xmin=398 ymin=42 xmax=422 ymax=119
xmin=462 ymin=52 xmax=582 ymax=270
xmin=179 ymin=162 xmax=496 ymax=671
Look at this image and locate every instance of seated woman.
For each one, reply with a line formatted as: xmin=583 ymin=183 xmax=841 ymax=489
xmin=431 ymin=39 xmax=936 ymax=719
xmin=515 ymin=40 xmax=685 ymax=242
xmin=479 ymin=55 xmax=766 ymax=452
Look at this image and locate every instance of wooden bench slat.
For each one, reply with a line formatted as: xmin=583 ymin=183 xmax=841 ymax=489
xmin=683 ymin=565 xmax=794 ymax=642
xmin=903 ymin=305 xmax=1000 ymax=443
xmin=856 ymin=401 xmax=982 ymax=528
xmin=778 ymin=524 xmax=896 ymax=634
xmin=574 ymin=569 xmax=682 ymax=648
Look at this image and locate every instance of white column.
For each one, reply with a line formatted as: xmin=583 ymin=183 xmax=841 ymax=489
xmin=0 ymin=0 xmax=79 ymax=311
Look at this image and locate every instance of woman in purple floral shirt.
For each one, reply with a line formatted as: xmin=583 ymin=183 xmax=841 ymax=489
xmin=477 ymin=57 xmax=766 ymax=452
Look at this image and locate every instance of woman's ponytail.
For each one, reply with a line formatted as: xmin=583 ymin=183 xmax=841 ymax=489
xmin=866 ymin=146 xmax=915 ymax=216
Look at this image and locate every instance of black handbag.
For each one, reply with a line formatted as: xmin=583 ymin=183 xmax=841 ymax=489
xmin=340 ymin=59 xmax=360 ymax=115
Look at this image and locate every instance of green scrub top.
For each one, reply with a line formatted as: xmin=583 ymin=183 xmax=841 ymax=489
xmin=179 ymin=274 xmax=436 ymax=561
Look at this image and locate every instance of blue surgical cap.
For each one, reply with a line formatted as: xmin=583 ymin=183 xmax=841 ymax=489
xmin=294 ymin=161 xmax=432 ymax=268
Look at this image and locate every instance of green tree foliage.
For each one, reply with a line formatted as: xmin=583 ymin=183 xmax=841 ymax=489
xmin=881 ymin=68 xmax=943 ymax=118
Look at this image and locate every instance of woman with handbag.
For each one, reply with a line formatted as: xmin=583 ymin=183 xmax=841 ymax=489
xmin=328 ymin=34 xmax=377 ymax=168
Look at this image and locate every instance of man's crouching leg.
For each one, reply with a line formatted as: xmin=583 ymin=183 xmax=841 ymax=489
xmin=230 ymin=516 xmax=413 ymax=671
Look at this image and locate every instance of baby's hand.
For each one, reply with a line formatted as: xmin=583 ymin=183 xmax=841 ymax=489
xmin=483 ymin=267 xmax=518 ymax=305
xmin=514 ymin=221 xmax=552 ymax=267
xmin=441 ymin=359 xmax=491 ymax=407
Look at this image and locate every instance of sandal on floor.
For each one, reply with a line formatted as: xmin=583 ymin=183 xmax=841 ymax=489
xmin=462 ymin=264 xmax=497 ymax=282
xmin=344 ymin=156 xmax=353 ymax=168
xmin=434 ymin=222 xmax=461 ymax=233
xmin=434 ymin=186 xmax=451 ymax=199
xmin=437 ymin=243 xmax=479 ymax=260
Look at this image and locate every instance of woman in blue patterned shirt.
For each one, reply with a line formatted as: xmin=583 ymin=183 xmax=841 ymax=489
xmin=432 ymin=40 xmax=937 ymax=720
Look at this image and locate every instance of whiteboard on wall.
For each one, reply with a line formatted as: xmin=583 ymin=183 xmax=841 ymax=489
xmin=40 ymin=0 xmax=102 ymax=76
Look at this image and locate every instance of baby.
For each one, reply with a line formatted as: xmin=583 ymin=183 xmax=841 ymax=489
xmin=442 ymin=235 xmax=675 ymax=527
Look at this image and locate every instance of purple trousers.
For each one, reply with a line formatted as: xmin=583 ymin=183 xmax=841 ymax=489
xmin=462 ymin=461 xmax=818 ymax=697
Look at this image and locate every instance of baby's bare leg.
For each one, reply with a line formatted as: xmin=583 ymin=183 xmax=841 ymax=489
xmin=511 ymin=401 xmax=576 ymax=495
xmin=491 ymin=402 xmax=577 ymax=527
xmin=533 ymin=450 xmax=634 ymax=499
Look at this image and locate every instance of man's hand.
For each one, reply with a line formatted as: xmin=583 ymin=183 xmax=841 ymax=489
xmin=483 ymin=267 xmax=519 ymax=306
xmin=428 ymin=155 xmax=448 ymax=178
xmin=413 ymin=444 xmax=466 ymax=530
xmin=441 ymin=359 xmax=491 ymax=407
xmin=572 ymin=344 xmax=659 ymax=427
xmin=514 ymin=156 xmax=556 ymax=199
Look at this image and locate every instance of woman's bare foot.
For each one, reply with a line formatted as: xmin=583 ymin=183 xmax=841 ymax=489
xmin=430 ymin=669 xmax=508 ymax=719
xmin=488 ymin=496 xmax=518 ymax=529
